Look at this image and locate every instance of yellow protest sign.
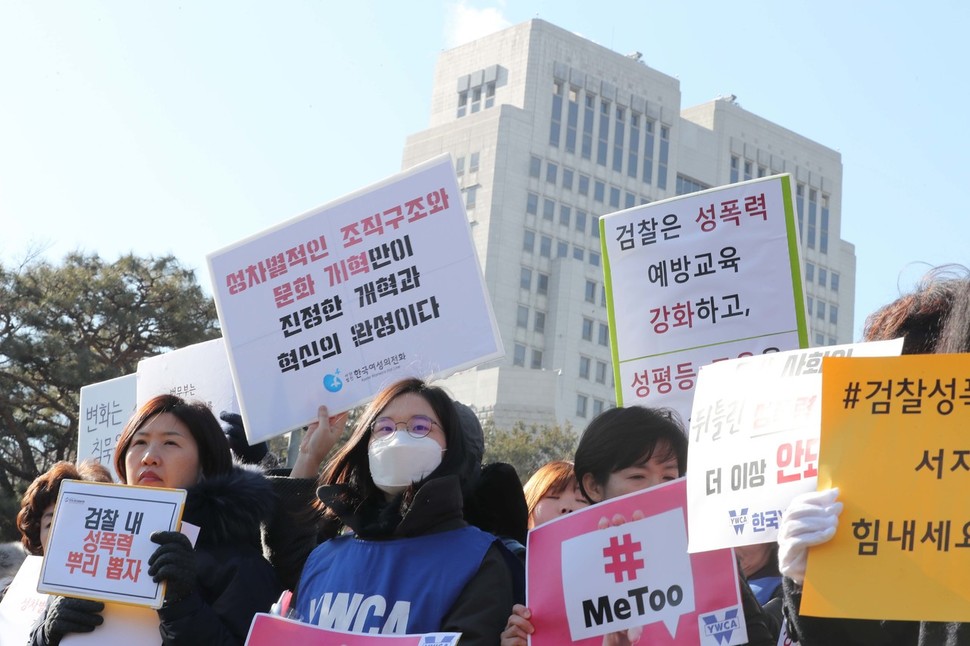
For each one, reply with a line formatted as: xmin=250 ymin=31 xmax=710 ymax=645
xmin=801 ymin=354 xmax=970 ymax=621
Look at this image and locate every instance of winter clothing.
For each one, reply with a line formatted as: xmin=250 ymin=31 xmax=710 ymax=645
xmin=29 ymin=465 xmax=281 ymax=646
xmin=294 ymin=475 xmax=514 ymax=645
xmin=783 ymin=578 xmax=970 ymax=646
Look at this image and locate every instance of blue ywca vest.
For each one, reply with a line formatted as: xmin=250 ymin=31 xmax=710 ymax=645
xmin=295 ymin=526 xmax=496 ymax=635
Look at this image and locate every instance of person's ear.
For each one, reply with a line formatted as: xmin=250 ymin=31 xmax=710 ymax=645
xmin=582 ymin=472 xmax=605 ymax=503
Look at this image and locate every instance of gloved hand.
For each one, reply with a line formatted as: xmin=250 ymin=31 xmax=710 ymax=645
xmin=219 ymin=410 xmax=268 ymax=464
xmin=43 ymin=595 xmax=104 ymax=645
xmin=148 ymin=530 xmax=197 ymax=603
xmin=778 ymin=488 xmax=843 ymax=584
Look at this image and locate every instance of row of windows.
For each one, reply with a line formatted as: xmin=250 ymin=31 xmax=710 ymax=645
xmin=581 ymin=317 xmax=610 ymax=346
xmin=675 ymin=174 xmax=710 ymax=196
xmin=795 ymin=183 xmax=831 ymax=255
xmin=729 ymin=156 xmax=772 ymax=183
xmin=455 ymin=153 xmax=480 ymax=176
xmin=577 ymin=394 xmax=611 ymax=419
xmin=529 ymin=157 xmax=652 ymax=211
xmin=457 ymin=82 xmax=495 ymax=117
xmin=526 ymin=192 xmax=602 ymax=239
xmin=516 ymin=304 xmax=547 ymax=334
xmin=512 ymin=342 xmax=543 ymax=369
xmin=520 ymin=266 xmax=551 ymax=295
xmin=522 ymin=228 xmax=602 ymax=267
xmin=815 ymin=333 xmax=838 ymax=347
xmin=578 ymin=355 xmax=611 ymax=384
xmin=807 ymin=296 xmax=839 ymax=325
xmin=549 ymin=81 xmax=670 ymax=190
xmin=805 ymin=262 xmax=840 ymax=292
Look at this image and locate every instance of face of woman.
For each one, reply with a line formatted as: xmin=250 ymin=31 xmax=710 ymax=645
xmin=530 ymin=481 xmax=589 ymax=528
xmin=736 ymin=542 xmax=774 ymax=578
xmin=124 ymin=413 xmax=202 ymax=489
xmin=582 ymin=446 xmax=680 ymax=503
xmin=368 ymin=393 xmax=447 ymax=451
xmin=39 ymin=504 xmax=55 ymax=554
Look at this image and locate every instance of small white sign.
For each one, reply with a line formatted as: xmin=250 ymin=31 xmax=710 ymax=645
xmin=78 ymin=374 xmax=137 ymax=481
xmin=137 ymin=337 xmax=238 ymax=415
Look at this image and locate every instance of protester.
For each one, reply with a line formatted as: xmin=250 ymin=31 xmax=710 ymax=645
xmin=736 ymin=542 xmax=783 ymax=605
xmin=501 ymin=406 xmax=776 ymax=646
xmin=522 ymin=460 xmax=588 ymax=529
xmin=464 ymin=461 xmax=529 ymax=562
xmin=17 ymin=460 xmax=113 ymax=557
xmin=29 ymin=394 xmax=281 ymax=646
xmin=779 ymin=269 xmax=970 ymax=645
xmin=291 ymin=377 xmax=514 ymax=642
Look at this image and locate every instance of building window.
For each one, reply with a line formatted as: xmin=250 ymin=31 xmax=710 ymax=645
xmin=625 ymin=192 xmax=636 ymax=208
xmin=597 ymin=100 xmax=610 ymax=166
xmin=612 ymin=106 xmax=625 ymax=172
xmin=658 ymin=125 xmax=670 ymax=189
xmin=513 ymin=343 xmax=526 ymax=367
xmin=598 ymin=323 xmax=609 ymax=346
xmin=534 ymin=311 xmax=546 ymax=333
xmin=642 ymin=118 xmax=655 ymax=185
xmin=565 ymin=87 xmax=579 ymax=153
xmin=820 ymin=194 xmax=830 ymax=254
xmin=579 ymin=174 xmax=590 ymax=196
xmin=576 ymin=394 xmax=588 ymax=418
xmin=582 ymin=94 xmax=594 ymax=160
xmin=560 ymin=205 xmax=571 ymax=227
xmin=484 ymin=81 xmax=495 ymax=108
xmin=550 ymin=80 xmax=563 ymax=147
xmin=557 ymin=241 xmax=568 ymax=258
xmin=464 ymin=185 xmax=477 ymax=209
xmin=520 ymin=267 xmax=532 ymax=290
xmin=455 ymin=156 xmax=465 ymax=176
xmin=546 ymin=162 xmax=558 ymax=185
xmin=575 ymin=210 xmax=587 ymax=232
xmin=831 ymin=272 xmax=840 ymax=292
xmin=523 ymin=230 xmax=535 ymax=253
xmin=818 ymin=267 xmax=828 ymax=288
xmin=529 ymin=156 xmax=541 ymax=178
xmin=594 ymin=181 xmax=605 ymax=202
xmin=573 ymin=246 xmax=584 ymax=261
xmin=589 ymin=251 xmax=601 ymax=267
xmin=562 ymin=168 xmax=574 ymax=191
xmin=609 ymin=187 xmax=620 ymax=208
xmin=830 ymin=305 xmax=839 ymax=325
xmin=676 ymin=174 xmax=710 ymax=196
xmin=516 ymin=305 xmax=529 ymax=328
xmin=582 ymin=317 xmax=594 ymax=341
xmin=591 ymin=214 xmax=600 ymax=238
xmin=730 ymin=156 xmax=739 ymax=183
xmin=579 ymin=356 xmax=591 ymax=379
xmin=539 ymin=235 xmax=552 ymax=258
xmin=543 ymin=199 xmax=555 ymax=221
xmin=531 ymin=349 xmax=543 ymax=369
xmin=526 ymin=192 xmax=538 ymax=215
xmin=601 ymin=284 xmax=608 ymax=306
xmin=457 ymin=91 xmax=468 ymax=117
xmin=805 ymin=261 xmax=814 ymax=283
xmin=469 ymin=152 xmax=479 ymax=172
xmin=585 ymin=280 xmax=597 ymax=303
xmin=796 ymin=183 xmax=805 ymax=236
xmin=815 ymin=332 xmax=825 ymax=346
xmin=537 ymin=273 xmax=549 ymax=295
xmin=471 ymin=86 xmax=481 ymax=113
xmin=593 ymin=399 xmax=605 ymax=417
xmin=596 ymin=360 xmax=608 ymax=384
xmin=743 ymin=160 xmax=752 ymax=181
xmin=807 ymin=296 xmax=814 ymax=315
xmin=807 ymin=188 xmax=818 ymax=249
xmin=817 ymin=301 xmax=826 ymax=321
xmin=628 ymin=113 xmax=640 ymax=179
xmin=758 ymin=165 xmax=767 ymax=178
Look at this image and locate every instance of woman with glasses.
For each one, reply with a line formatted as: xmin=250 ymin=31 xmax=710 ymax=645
xmin=292 ymin=377 xmax=514 ymax=644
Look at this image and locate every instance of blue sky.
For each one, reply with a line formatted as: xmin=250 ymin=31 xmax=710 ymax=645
xmin=2 ymin=1 xmax=967 ymax=339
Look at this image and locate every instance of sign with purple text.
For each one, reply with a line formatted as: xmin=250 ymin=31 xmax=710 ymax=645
xmin=526 ymin=478 xmax=747 ymax=645
xmin=686 ymin=339 xmax=903 ymax=553
xmin=38 ymin=481 xmax=185 ymax=608
xmin=78 ymin=374 xmax=137 ymax=481
xmin=208 ymin=155 xmax=502 ymax=444
xmin=245 ymin=613 xmax=461 ymax=645
xmin=601 ymin=175 xmax=808 ymax=425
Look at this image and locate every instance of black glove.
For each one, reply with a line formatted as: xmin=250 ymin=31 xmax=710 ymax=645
xmin=148 ymin=530 xmax=197 ymax=603
xmin=43 ymin=596 xmax=104 ymax=645
xmin=219 ymin=410 xmax=268 ymax=464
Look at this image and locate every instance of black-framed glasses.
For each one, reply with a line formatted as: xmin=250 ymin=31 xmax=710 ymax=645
xmin=370 ymin=415 xmax=439 ymax=439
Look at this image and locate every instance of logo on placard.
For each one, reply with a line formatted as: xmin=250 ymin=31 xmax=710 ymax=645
xmin=421 ymin=636 xmax=459 ymax=646
xmin=700 ymin=608 xmax=740 ymax=645
xmin=603 ymin=533 xmax=645 ymax=582
xmin=728 ymin=508 xmax=748 ymax=535
xmin=323 ymin=370 xmax=343 ymax=393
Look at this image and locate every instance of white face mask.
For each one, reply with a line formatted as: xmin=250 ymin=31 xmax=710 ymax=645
xmin=368 ymin=432 xmax=444 ymax=495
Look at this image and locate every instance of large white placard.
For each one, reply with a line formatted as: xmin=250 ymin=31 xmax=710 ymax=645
xmin=78 ymin=374 xmax=137 ymax=481
xmin=136 ymin=337 xmax=239 ymax=415
xmin=39 ymin=480 xmax=185 ymax=608
xmin=208 ymin=155 xmax=502 ymax=443
xmin=601 ymin=175 xmax=808 ymax=425
xmin=685 ymin=338 xmax=903 ymax=553
xmin=0 ymin=556 xmax=47 ymax=644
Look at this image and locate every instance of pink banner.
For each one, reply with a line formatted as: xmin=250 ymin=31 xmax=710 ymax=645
xmin=245 ymin=613 xmax=461 ymax=645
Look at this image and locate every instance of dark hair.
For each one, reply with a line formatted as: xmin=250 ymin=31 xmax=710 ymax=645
xmin=574 ymin=406 xmax=687 ymax=502
xmin=320 ymin=378 xmax=467 ymax=503
xmin=936 ymin=278 xmax=970 ymax=354
xmin=464 ymin=462 xmax=529 ymax=547
xmin=17 ymin=460 xmax=113 ymax=555
xmin=863 ymin=267 xmax=968 ymax=355
xmin=114 ymin=394 xmax=232 ymax=484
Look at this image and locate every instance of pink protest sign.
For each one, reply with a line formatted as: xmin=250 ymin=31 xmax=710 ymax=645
xmin=245 ymin=613 xmax=462 ymax=645
xmin=526 ymin=478 xmax=747 ymax=645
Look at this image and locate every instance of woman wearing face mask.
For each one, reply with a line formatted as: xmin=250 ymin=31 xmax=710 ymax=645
xmin=29 ymin=394 xmax=281 ymax=646
xmin=292 ymin=377 xmax=514 ymax=643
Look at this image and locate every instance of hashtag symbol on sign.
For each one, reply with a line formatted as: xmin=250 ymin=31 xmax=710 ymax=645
xmin=842 ymin=381 xmax=861 ymax=409
xmin=602 ymin=533 xmax=645 ymax=583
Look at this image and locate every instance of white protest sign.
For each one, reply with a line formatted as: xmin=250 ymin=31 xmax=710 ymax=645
xmin=0 ymin=556 xmax=47 ymax=643
xmin=137 ymin=337 xmax=238 ymax=415
xmin=601 ymin=174 xmax=808 ymax=425
xmin=246 ymin=613 xmax=463 ymax=645
xmin=686 ymin=338 xmax=904 ymax=553
xmin=208 ymin=154 xmax=502 ymax=444
xmin=61 ymin=602 xmax=160 ymax=645
xmin=561 ymin=509 xmax=695 ymax=639
xmin=78 ymin=374 xmax=137 ymax=481
xmin=39 ymin=480 xmax=185 ymax=608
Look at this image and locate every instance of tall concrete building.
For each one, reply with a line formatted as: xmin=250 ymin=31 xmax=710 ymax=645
xmin=402 ymin=19 xmax=855 ymax=430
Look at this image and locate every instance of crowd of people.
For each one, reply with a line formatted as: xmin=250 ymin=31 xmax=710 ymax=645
xmin=5 ymin=266 xmax=969 ymax=645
